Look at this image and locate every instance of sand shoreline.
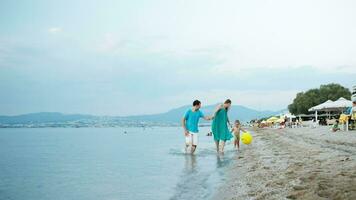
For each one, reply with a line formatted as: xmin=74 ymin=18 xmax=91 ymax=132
xmin=213 ymin=127 xmax=356 ymax=200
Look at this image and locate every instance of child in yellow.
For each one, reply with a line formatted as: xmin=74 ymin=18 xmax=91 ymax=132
xmin=231 ymin=120 xmax=247 ymax=150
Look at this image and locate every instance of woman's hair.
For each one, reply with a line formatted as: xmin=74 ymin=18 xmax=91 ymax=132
xmin=223 ymin=99 xmax=231 ymax=111
xmin=224 ymin=99 xmax=231 ymax=104
xmin=235 ymin=120 xmax=240 ymax=124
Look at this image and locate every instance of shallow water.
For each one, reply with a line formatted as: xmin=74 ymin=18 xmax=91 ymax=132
xmin=0 ymin=127 xmax=236 ymax=200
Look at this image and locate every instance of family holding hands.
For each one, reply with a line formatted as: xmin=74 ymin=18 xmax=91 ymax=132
xmin=182 ymin=99 xmax=247 ymax=154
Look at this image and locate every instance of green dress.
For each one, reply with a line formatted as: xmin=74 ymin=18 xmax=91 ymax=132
xmin=212 ymin=108 xmax=233 ymax=141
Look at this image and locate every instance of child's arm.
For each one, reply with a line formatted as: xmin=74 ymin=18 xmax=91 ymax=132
xmin=239 ymin=126 xmax=247 ymax=133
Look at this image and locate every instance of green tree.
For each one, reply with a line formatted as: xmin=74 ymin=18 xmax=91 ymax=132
xmin=288 ymin=83 xmax=351 ymax=115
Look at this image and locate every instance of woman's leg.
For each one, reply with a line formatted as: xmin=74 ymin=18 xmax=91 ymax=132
xmin=220 ymin=140 xmax=225 ymax=153
xmin=215 ymin=140 xmax=219 ymax=153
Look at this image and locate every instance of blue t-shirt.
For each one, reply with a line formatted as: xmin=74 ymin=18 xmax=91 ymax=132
xmin=184 ymin=109 xmax=204 ymax=133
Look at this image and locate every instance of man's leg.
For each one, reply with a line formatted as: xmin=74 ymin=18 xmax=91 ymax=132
xmin=185 ymin=144 xmax=190 ymax=153
xmin=191 ymin=145 xmax=197 ymax=154
xmin=185 ymin=134 xmax=191 ymax=153
xmin=190 ymin=133 xmax=198 ymax=154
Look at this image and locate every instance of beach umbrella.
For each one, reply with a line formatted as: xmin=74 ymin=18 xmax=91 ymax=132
xmin=283 ymin=113 xmax=296 ymax=119
xmin=281 ymin=112 xmax=296 ymax=122
xmin=267 ymin=116 xmax=279 ymax=123
xmin=276 ymin=118 xmax=284 ymax=123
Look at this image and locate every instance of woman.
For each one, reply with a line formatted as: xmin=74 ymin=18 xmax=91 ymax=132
xmin=211 ymin=99 xmax=233 ymax=153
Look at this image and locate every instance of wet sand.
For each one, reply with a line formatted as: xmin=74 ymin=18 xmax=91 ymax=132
xmin=213 ymin=127 xmax=356 ymax=200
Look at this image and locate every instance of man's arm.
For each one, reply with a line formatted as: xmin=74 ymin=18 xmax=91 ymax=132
xmin=203 ymin=116 xmax=213 ymax=120
xmin=182 ymin=117 xmax=189 ymax=136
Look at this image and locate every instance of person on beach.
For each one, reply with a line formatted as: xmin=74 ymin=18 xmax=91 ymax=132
xmin=211 ymin=99 xmax=233 ymax=154
xmin=231 ymin=120 xmax=247 ymax=151
xmin=332 ymin=120 xmax=340 ymax=132
xmin=182 ymin=100 xmax=212 ymax=154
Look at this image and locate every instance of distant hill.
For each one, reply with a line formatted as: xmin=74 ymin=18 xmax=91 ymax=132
xmin=0 ymin=105 xmax=285 ymax=125
xmin=0 ymin=112 xmax=96 ymax=124
xmin=125 ymin=104 xmax=284 ymax=123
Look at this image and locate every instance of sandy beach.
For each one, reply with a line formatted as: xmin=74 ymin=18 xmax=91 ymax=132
xmin=213 ymin=126 xmax=356 ymax=200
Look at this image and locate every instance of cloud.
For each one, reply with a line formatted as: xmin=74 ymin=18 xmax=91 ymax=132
xmin=48 ymin=27 xmax=63 ymax=34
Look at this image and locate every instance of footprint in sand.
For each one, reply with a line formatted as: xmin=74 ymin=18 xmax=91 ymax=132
xmin=340 ymin=157 xmax=350 ymax=162
xmin=287 ymin=190 xmax=307 ymax=199
xmin=293 ymin=185 xmax=307 ymax=190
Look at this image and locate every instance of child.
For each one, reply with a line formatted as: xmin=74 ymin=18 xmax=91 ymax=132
xmin=231 ymin=120 xmax=247 ymax=150
xmin=332 ymin=120 xmax=340 ymax=132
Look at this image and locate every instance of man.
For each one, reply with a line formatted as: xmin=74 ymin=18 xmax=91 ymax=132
xmin=351 ymin=101 xmax=356 ymax=120
xmin=182 ymin=100 xmax=212 ymax=154
xmin=345 ymin=100 xmax=356 ymax=130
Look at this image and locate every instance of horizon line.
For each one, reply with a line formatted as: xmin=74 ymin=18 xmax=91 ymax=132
xmin=0 ymin=104 xmax=288 ymax=117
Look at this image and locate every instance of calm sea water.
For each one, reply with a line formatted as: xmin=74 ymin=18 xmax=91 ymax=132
xmin=0 ymin=127 xmax=237 ymax=200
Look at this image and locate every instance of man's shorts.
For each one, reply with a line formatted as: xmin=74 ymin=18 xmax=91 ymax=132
xmin=185 ymin=132 xmax=198 ymax=146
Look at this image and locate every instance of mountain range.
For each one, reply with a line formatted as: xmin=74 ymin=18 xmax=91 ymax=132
xmin=0 ymin=104 xmax=285 ymax=125
xmin=125 ymin=104 xmax=285 ymax=123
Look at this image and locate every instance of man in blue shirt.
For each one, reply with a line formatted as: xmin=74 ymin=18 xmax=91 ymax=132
xmin=182 ymin=100 xmax=212 ymax=154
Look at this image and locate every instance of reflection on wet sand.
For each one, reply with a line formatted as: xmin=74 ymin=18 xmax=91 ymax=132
xmin=216 ymin=152 xmax=234 ymax=168
xmin=170 ymin=151 xmax=235 ymax=200
xmin=184 ymin=154 xmax=197 ymax=172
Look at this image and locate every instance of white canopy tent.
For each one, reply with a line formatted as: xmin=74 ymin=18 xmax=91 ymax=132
xmin=325 ymin=97 xmax=352 ymax=111
xmin=308 ymin=100 xmax=334 ymax=112
xmin=308 ymin=97 xmax=353 ymax=131
xmin=327 ymin=97 xmax=353 ymax=131
xmin=308 ymin=100 xmax=334 ymax=122
xmin=280 ymin=112 xmax=296 ymax=121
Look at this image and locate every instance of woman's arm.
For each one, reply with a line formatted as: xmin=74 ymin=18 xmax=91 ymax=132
xmin=204 ymin=116 xmax=213 ymax=120
xmin=213 ymin=104 xmax=223 ymax=117
xmin=227 ymin=117 xmax=231 ymax=127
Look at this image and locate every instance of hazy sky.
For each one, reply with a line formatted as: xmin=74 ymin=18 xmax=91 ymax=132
xmin=1 ymin=0 xmax=355 ymax=116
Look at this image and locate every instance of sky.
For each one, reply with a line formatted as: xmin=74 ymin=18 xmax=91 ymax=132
xmin=0 ymin=0 xmax=355 ymax=116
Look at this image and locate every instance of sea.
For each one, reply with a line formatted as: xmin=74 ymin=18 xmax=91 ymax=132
xmin=0 ymin=127 xmax=238 ymax=200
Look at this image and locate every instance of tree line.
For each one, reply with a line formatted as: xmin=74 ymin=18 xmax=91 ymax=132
xmin=288 ymin=83 xmax=351 ymax=115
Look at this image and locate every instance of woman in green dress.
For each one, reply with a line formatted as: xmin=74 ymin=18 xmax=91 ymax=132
xmin=212 ymin=99 xmax=233 ymax=153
